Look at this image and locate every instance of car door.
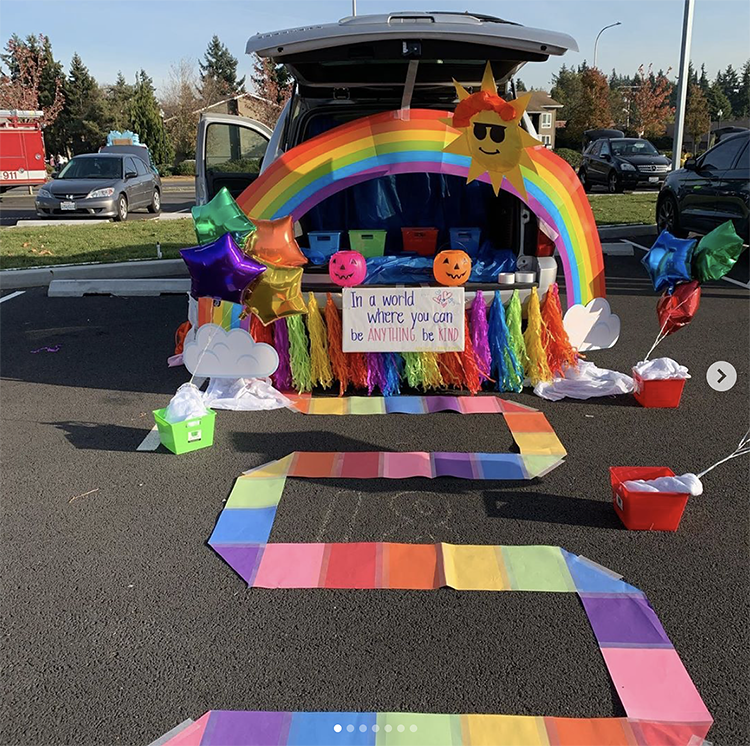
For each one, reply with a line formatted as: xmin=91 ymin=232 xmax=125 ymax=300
xmin=711 ymin=137 xmax=749 ymax=235
xmin=679 ymin=136 xmax=747 ymax=234
xmin=133 ymin=156 xmax=153 ymax=206
xmin=123 ymin=157 xmax=142 ymax=206
xmin=195 ymin=115 xmax=273 ymax=205
xmin=588 ymin=141 xmax=606 ymax=184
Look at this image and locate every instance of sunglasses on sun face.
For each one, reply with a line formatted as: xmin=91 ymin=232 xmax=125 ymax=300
xmin=473 ymin=123 xmax=506 ymax=144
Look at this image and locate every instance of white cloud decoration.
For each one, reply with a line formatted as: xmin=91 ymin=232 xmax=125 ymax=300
xmin=563 ymin=298 xmax=621 ymax=351
xmin=182 ymin=324 xmax=279 ymax=379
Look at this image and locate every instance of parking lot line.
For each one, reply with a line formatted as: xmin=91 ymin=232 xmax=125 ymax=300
xmin=137 ymin=426 xmax=161 ymax=451
xmin=0 ymin=290 xmax=26 ymax=303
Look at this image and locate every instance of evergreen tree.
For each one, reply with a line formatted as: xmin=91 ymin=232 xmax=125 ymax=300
xmin=698 ymin=64 xmax=709 ymax=92
xmin=707 ymin=80 xmax=732 ymax=122
xmin=199 ymin=35 xmax=245 ymax=103
xmin=739 ymin=60 xmax=750 ymax=118
xmin=129 ymin=70 xmax=173 ymax=166
xmin=62 ymin=53 xmax=108 ymax=154
xmin=685 ymin=83 xmax=710 ymax=153
xmin=717 ymin=64 xmax=742 ymax=117
xmin=515 ymin=78 xmax=527 ymax=92
xmin=104 ymin=72 xmax=136 ymax=131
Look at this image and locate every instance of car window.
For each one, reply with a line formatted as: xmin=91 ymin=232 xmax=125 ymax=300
xmin=133 ymin=157 xmax=149 ymax=176
xmin=729 ymin=141 xmax=749 ymax=172
xmin=700 ymin=136 xmax=747 ymax=171
xmin=58 ymin=157 xmax=122 ymax=179
xmin=611 ymin=139 xmax=659 ymax=156
xmin=600 ymin=141 xmax=610 ymax=156
xmin=589 ymin=141 xmax=601 ymax=156
xmin=205 ymin=122 xmax=268 ymax=174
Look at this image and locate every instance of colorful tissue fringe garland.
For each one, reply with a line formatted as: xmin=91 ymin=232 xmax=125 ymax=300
xmin=194 ymin=285 xmax=576 ymax=394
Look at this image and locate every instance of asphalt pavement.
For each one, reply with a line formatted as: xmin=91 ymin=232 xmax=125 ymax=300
xmin=0 ymin=181 xmax=194 ymax=225
xmin=1 ymin=250 xmax=748 ymax=746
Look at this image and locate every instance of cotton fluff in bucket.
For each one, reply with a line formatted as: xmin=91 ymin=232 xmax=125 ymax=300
xmin=622 ymin=474 xmax=703 ymax=496
xmin=164 ymin=383 xmax=208 ymax=423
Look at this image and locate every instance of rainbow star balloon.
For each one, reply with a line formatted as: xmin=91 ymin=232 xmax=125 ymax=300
xmin=441 ymin=63 xmax=542 ymax=199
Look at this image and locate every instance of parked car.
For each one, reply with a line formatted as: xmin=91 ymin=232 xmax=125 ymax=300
xmin=35 ymin=152 xmax=161 ymax=220
xmin=578 ymin=137 xmax=671 ymax=193
xmin=195 ymin=11 xmax=580 ymax=294
xmin=657 ymin=130 xmax=749 ymax=242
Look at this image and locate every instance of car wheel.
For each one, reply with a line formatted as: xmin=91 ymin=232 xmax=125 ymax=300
xmin=656 ymin=194 xmax=686 ymax=237
xmin=607 ymin=171 xmax=623 ymax=194
xmin=147 ymin=188 xmax=161 ymax=214
xmin=578 ymin=168 xmax=591 ymax=193
xmin=114 ymin=194 xmax=128 ymax=222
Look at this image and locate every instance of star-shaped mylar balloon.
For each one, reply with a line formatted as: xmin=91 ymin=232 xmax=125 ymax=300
xmin=641 ymin=230 xmax=696 ymax=293
xmin=191 ymin=187 xmax=256 ymax=245
xmin=180 ymin=233 xmax=266 ymax=304
xmin=244 ymin=260 xmax=307 ymax=326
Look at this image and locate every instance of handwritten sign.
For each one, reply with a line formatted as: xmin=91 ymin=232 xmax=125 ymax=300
xmin=342 ymin=287 xmax=465 ymax=352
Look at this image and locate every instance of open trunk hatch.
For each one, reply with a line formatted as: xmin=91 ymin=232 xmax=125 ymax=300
xmin=246 ymin=11 xmax=577 ymax=96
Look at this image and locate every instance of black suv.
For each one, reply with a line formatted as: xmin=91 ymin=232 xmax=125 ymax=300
xmin=657 ymin=130 xmax=749 ymax=242
xmin=579 ymin=137 xmax=671 ymax=193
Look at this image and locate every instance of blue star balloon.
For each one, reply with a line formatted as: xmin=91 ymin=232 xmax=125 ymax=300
xmin=641 ymin=230 xmax=696 ymax=293
xmin=180 ymin=233 xmax=266 ymax=304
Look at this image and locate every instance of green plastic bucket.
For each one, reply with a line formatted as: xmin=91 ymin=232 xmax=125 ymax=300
xmin=348 ymin=229 xmax=387 ymax=257
xmin=153 ymin=407 xmax=216 ymax=454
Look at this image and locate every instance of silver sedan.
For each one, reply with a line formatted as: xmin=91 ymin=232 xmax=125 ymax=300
xmin=35 ymin=153 xmax=161 ymax=221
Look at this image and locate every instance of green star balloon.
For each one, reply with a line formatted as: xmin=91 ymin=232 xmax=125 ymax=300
xmin=692 ymin=221 xmax=746 ymax=282
xmin=191 ymin=187 xmax=255 ymax=245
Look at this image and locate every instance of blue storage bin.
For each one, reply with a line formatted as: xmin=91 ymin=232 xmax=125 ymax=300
xmin=449 ymin=227 xmax=481 ymax=256
xmin=308 ymin=231 xmax=342 ymax=257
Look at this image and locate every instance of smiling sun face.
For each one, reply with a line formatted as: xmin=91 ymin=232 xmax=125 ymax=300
xmin=441 ymin=63 xmax=542 ymax=198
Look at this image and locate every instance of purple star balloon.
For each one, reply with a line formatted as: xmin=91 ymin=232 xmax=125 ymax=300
xmin=180 ymin=233 xmax=266 ymax=304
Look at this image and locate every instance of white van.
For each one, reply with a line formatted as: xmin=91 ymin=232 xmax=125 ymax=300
xmin=195 ymin=11 xmax=578 ymax=294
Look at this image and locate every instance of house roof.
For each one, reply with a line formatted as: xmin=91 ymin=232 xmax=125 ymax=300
xmin=524 ymin=90 xmax=563 ymax=112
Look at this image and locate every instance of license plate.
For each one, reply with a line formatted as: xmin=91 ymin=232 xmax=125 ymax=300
xmin=648 ymin=176 xmax=659 ymax=183
xmin=60 ymin=201 xmax=76 ymax=210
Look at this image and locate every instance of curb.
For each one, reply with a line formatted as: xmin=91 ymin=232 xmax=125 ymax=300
xmin=598 ymin=224 xmax=656 ymax=239
xmin=0 ymin=258 xmax=188 ymax=290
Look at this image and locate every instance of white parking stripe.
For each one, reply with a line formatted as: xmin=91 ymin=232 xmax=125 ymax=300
xmin=136 ymin=426 xmax=161 ymax=451
xmin=0 ymin=290 xmax=26 ymax=304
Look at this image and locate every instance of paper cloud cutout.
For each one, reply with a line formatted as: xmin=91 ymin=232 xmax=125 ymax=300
xmin=563 ymin=298 xmax=621 ymax=351
xmin=183 ymin=324 xmax=279 ymax=379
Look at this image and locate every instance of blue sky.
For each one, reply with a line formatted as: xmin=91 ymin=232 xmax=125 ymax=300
xmin=2 ymin=0 xmax=748 ymax=95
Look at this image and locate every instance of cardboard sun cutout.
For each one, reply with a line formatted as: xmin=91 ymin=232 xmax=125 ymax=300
xmin=441 ymin=63 xmax=542 ymax=198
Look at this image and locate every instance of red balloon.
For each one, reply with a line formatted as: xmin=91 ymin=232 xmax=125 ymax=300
xmin=656 ymin=280 xmax=701 ymax=337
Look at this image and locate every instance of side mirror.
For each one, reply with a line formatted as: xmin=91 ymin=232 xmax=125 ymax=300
xmin=602 ymin=153 xmax=611 ymax=161
xmin=125 ymin=171 xmax=137 ymax=180
xmin=683 ymin=157 xmax=696 ymax=170
xmin=50 ymin=171 xmax=59 ymax=179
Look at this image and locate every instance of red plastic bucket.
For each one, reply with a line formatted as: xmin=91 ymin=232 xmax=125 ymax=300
xmin=632 ymin=370 xmax=686 ymax=408
xmin=609 ymin=466 xmax=690 ymax=531
xmin=402 ymin=228 xmax=438 ymax=256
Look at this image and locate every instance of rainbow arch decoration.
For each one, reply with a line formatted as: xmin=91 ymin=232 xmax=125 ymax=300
xmin=236 ymin=109 xmax=605 ymax=308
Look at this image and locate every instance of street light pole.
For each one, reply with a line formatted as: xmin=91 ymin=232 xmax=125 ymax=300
xmin=352 ymin=0 xmax=357 ymax=16
xmin=593 ymin=21 xmax=622 ymax=70
xmin=671 ymin=0 xmax=695 ymax=170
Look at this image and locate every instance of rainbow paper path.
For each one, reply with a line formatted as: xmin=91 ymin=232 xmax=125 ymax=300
xmin=286 ymin=394 xmax=530 ymax=415
xmin=203 ymin=455 xmax=711 ymax=741
xmin=235 ymin=109 xmax=605 ymax=307
xmin=163 ymin=709 xmax=711 ymax=746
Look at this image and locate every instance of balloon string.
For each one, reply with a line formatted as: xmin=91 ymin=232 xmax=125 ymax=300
xmin=697 ymin=428 xmax=750 ymax=478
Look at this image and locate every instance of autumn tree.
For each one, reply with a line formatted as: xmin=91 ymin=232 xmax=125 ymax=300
xmin=564 ymin=66 xmax=612 ymax=142
xmin=251 ymin=54 xmax=293 ymax=126
xmin=0 ymin=34 xmax=64 ymax=126
xmin=684 ymin=83 xmax=710 ymax=153
xmin=632 ymin=64 xmax=674 ymax=138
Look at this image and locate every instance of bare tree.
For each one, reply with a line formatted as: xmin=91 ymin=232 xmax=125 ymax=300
xmin=161 ymin=59 xmax=201 ymax=162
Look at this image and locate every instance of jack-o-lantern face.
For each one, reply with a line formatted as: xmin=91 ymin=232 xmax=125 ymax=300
xmin=433 ymin=250 xmax=472 ymax=286
xmin=329 ymin=250 xmax=367 ymax=287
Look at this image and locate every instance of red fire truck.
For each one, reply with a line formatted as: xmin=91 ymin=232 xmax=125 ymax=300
xmin=0 ymin=110 xmax=47 ymax=193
